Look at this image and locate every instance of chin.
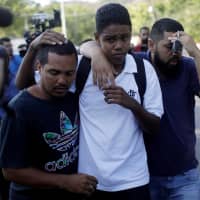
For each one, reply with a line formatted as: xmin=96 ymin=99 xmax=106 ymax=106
xmin=52 ymin=93 xmax=67 ymax=98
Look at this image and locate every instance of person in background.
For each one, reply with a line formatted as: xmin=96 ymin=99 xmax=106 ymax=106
xmin=0 ymin=45 xmax=10 ymax=200
xmin=0 ymin=8 xmax=14 ymax=200
xmin=0 ymin=40 xmax=97 ymax=200
xmin=80 ymin=17 xmax=200 ymax=200
xmin=0 ymin=37 xmax=20 ymax=115
xmin=18 ymin=43 xmax=27 ymax=58
xmin=0 ymin=37 xmax=22 ymax=78
xmin=77 ymin=3 xmax=163 ymax=200
xmin=134 ymin=26 xmax=150 ymax=52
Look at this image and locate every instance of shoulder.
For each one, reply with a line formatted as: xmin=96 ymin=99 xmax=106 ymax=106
xmin=128 ymin=53 xmax=157 ymax=78
xmin=77 ymin=55 xmax=91 ymax=68
xmin=143 ymin=58 xmax=156 ymax=73
xmin=8 ymin=90 xmax=33 ymax=113
xmin=181 ymin=56 xmax=195 ymax=62
xmin=180 ymin=56 xmax=197 ymax=75
xmin=181 ymin=56 xmax=196 ymax=68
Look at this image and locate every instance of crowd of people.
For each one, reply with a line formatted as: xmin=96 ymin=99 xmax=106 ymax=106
xmin=0 ymin=2 xmax=199 ymax=200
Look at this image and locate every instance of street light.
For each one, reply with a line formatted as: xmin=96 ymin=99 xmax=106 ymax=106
xmin=60 ymin=0 xmax=67 ymax=37
xmin=147 ymin=0 xmax=157 ymax=20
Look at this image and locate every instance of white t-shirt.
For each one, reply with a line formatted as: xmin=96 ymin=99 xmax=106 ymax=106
xmin=78 ymin=54 xmax=163 ymax=191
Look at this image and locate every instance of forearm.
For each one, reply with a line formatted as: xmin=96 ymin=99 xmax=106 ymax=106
xmin=79 ymin=40 xmax=101 ymax=59
xmin=130 ymin=100 xmax=160 ymax=135
xmin=2 ymin=167 xmax=63 ymax=189
xmin=2 ymin=167 xmax=98 ymax=195
xmin=15 ymin=45 xmax=36 ymax=89
xmin=80 ymin=40 xmax=115 ymax=87
xmin=190 ymin=47 xmax=200 ymax=81
xmin=180 ymin=32 xmax=200 ymax=80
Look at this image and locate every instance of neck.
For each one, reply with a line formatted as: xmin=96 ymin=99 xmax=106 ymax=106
xmin=112 ymin=59 xmax=126 ymax=76
xmin=28 ymin=85 xmax=50 ymax=100
xmin=113 ymin=65 xmax=123 ymax=76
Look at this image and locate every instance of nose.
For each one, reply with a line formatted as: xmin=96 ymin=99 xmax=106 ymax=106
xmin=57 ymin=74 xmax=68 ymax=85
xmin=172 ymin=51 xmax=179 ymax=55
xmin=114 ymin=39 xmax=123 ymax=50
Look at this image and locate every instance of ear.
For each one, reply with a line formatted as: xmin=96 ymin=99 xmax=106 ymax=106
xmin=148 ymin=38 xmax=156 ymax=52
xmin=94 ymin=32 xmax=100 ymax=45
xmin=35 ymin=59 xmax=42 ymax=73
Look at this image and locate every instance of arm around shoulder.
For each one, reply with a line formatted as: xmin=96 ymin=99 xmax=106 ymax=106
xmin=80 ymin=40 xmax=115 ymax=87
xmin=15 ymin=45 xmax=36 ymax=89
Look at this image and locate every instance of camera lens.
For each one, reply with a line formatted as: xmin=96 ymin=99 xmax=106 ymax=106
xmin=171 ymin=40 xmax=183 ymax=53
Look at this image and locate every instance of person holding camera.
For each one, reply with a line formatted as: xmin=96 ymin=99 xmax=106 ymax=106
xmin=79 ymin=18 xmax=200 ymax=200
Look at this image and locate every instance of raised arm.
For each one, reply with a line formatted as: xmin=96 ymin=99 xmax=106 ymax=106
xmin=3 ymin=168 xmax=97 ymax=196
xmin=15 ymin=30 xmax=66 ymax=89
xmin=179 ymin=31 xmax=200 ymax=81
xmin=80 ymin=40 xmax=115 ymax=88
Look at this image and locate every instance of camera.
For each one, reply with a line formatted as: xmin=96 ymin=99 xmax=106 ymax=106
xmin=171 ymin=40 xmax=183 ymax=53
xmin=25 ymin=10 xmax=61 ymax=46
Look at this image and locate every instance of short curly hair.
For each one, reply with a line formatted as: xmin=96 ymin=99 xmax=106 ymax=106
xmin=95 ymin=3 xmax=132 ymax=33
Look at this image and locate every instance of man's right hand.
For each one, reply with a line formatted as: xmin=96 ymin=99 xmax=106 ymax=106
xmin=80 ymin=40 xmax=115 ymax=89
xmin=58 ymin=173 xmax=98 ymax=196
xmin=30 ymin=30 xmax=66 ymax=51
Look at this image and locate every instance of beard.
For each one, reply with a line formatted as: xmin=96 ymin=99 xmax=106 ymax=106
xmin=154 ymin=51 xmax=181 ymax=79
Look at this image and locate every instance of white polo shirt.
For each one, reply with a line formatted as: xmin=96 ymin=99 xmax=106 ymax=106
xmin=78 ymin=54 xmax=163 ymax=191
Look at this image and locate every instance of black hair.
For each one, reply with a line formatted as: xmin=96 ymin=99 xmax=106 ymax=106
xmin=95 ymin=3 xmax=132 ymax=33
xmin=150 ymin=18 xmax=184 ymax=41
xmin=36 ymin=40 xmax=78 ymax=66
xmin=140 ymin=26 xmax=150 ymax=33
xmin=0 ymin=37 xmax=11 ymax=44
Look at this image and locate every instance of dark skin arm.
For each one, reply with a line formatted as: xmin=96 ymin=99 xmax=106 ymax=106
xmin=80 ymin=40 xmax=115 ymax=88
xmin=15 ymin=45 xmax=36 ymax=89
xmin=3 ymin=168 xmax=97 ymax=196
xmin=103 ymin=85 xmax=160 ymax=135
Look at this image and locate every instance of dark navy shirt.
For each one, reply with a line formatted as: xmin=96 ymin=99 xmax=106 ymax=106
xmin=136 ymin=51 xmax=200 ymax=176
xmin=0 ymin=90 xmax=80 ymax=200
xmin=0 ymin=54 xmax=21 ymax=120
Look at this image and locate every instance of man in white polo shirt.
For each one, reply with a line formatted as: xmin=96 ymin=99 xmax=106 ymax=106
xmin=78 ymin=3 xmax=163 ymax=200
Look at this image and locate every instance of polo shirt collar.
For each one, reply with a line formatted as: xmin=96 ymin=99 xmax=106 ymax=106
xmin=123 ymin=54 xmax=138 ymax=74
